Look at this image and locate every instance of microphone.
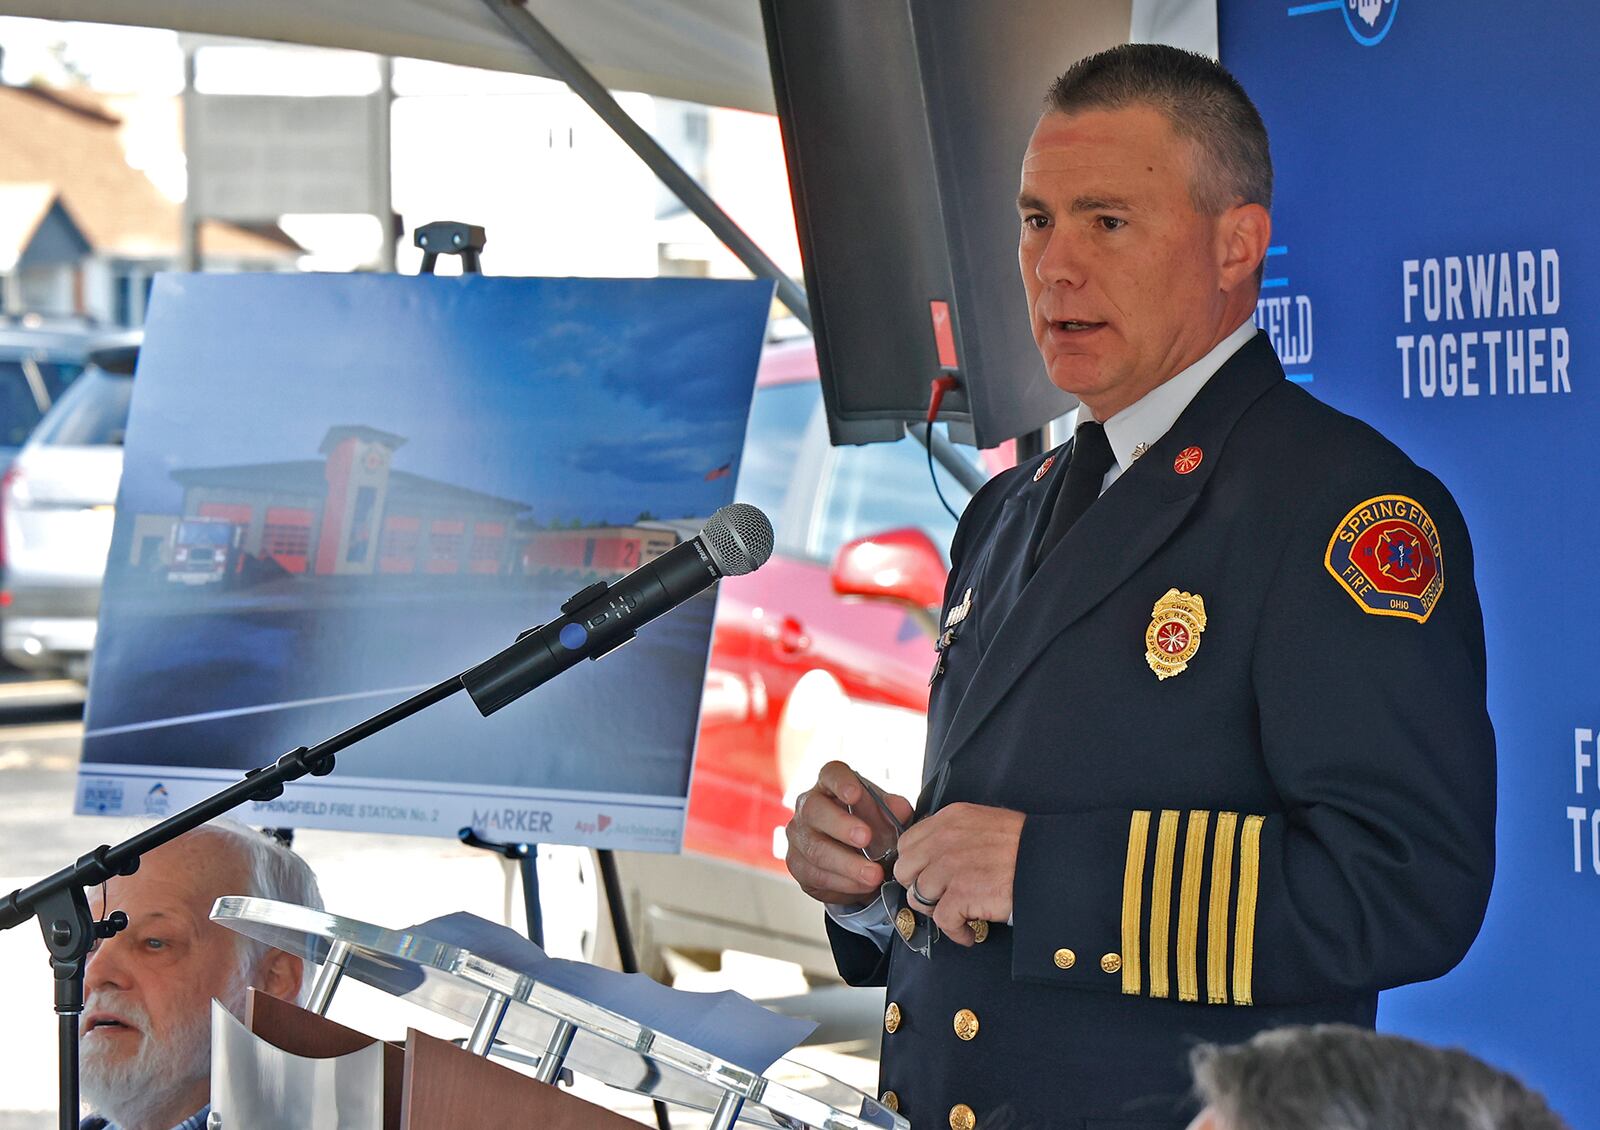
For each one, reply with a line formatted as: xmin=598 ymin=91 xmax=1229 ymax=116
xmin=462 ymin=502 xmax=774 ymax=716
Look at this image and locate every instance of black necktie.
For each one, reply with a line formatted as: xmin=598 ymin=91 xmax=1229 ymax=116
xmin=1034 ymin=420 xmax=1116 ymax=567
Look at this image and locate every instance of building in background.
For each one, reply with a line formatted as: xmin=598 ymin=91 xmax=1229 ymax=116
xmin=0 ymin=83 xmax=300 ymax=325
xmin=0 ymin=21 xmax=805 ymax=326
xmin=132 ymin=424 xmax=680 ymax=583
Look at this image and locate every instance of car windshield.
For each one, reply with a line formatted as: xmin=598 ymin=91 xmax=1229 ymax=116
xmin=32 ymin=368 xmax=133 ymax=447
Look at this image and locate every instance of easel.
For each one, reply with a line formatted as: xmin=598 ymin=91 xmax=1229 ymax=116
xmin=415 ymin=219 xmax=671 ymax=1130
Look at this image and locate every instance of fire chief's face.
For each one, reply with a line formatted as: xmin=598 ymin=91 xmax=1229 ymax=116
xmin=1018 ymin=105 xmax=1268 ymax=421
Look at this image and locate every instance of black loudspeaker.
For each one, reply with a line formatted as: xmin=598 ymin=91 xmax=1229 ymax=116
xmin=761 ymin=0 xmax=1133 ymax=448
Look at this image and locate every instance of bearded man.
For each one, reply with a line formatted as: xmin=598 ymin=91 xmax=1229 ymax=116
xmin=80 ymin=821 xmax=321 ymax=1130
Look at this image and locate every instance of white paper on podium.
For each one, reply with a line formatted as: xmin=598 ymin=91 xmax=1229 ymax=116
xmin=210 ymin=1000 xmax=384 ymax=1129
xmin=407 ymin=912 xmax=819 ymax=1073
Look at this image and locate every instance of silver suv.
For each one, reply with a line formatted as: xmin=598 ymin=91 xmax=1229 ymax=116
xmin=1 ymin=334 xmax=138 ymax=679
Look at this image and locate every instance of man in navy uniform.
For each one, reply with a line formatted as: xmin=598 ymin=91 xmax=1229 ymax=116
xmin=784 ymin=43 xmax=1495 ymax=1130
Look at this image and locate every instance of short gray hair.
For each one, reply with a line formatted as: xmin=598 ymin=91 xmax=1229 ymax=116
xmin=1191 ymin=1025 xmax=1569 ymax=1130
xmin=190 ymin=819 xmax=323 ymax=1002
xmin=1046 ymin=43 xmax=1272 ymax=215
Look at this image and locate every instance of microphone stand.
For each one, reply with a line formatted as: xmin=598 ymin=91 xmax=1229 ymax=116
xmin=1 ymin=631 xmax=536 ymax=1129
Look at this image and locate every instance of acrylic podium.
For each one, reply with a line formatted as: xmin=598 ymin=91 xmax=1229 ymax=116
xmin=210 ymin=897 xmax=907 ymax=1130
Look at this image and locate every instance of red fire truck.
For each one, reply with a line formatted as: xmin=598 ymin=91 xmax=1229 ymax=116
xmin=166 ymin=516 xmax=246 ymax=586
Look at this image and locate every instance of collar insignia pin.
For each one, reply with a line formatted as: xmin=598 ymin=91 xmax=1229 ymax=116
xmin=1130 ymin=442 xmax=1150 ymax=461
xmin=1173 ymin=446 xmax=1204 ymax=475
xmin=1033 ymin=455 xmax=1055 ymax=483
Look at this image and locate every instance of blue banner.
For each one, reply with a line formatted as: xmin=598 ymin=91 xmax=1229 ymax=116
xmin=1222 ymin=1 xmax=1596 ymax=1121
xmin=78 ymin=273 xmax=771 ymax=852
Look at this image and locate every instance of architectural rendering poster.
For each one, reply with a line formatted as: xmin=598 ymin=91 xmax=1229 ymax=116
xmin=1223 ymin=1 xmax=1597 ymax=1121
xmin=77 ymin=273 xmax=772 ymax=851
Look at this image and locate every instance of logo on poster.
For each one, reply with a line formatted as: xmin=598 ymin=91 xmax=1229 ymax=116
xmin=1288 ymin=0 xmax=1397 ymax=48
xmin=472 ymin=806 xmax=554 ymax=835
xmin=1343 ymin=0 xmax=1397 ymax=45
xmin=575 ymin=813 xmax=615 ymax=836
xmin=81 ymin=779 xmax=124 ymax=814
xmin=144 ymin=783 xmax=170 ymax=816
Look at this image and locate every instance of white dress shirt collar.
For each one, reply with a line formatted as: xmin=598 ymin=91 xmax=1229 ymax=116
xmin=1093 ymin=317 xmax=1258 ymax=481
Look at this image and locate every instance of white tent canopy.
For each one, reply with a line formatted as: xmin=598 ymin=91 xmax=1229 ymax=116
xmin=0 ymin=0 xmax=778 ymax=112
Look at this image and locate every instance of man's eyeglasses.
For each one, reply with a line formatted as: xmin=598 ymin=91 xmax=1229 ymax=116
xmin=846 ymin=771 xmax=938 ymax=957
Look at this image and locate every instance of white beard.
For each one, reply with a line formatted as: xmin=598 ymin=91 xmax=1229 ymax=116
xmin=81 ymin=967 xmax=249 ymax=1130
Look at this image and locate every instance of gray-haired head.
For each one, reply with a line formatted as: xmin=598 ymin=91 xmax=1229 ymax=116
xmin=187 ymin=818 xmax=323 ymax=1003
xmin=1045 ymin=42 xmax=1272 ymax=217
xmin=1191 ymin=1025 xmax=1570 ymax=1130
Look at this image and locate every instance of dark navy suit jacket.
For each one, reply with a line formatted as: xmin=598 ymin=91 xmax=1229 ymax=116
xmin=828 ymin=335 xmax=1496 ymax=1129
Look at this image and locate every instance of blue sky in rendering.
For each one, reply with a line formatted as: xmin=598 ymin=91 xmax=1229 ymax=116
xmin=125 ymin=273 xmax=772 ymax=525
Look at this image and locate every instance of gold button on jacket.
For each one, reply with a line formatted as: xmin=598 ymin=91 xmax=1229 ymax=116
xmin=896 ymin=906 xmax=917 ymax=942
xmin=1101 ymin=952 xmax=1123 ymax=974
xmin=1053 ymin=947 xmax=1076 ymax=969
xmin=953 ymin=1008 xmax=979 ymax=1041
xmin=880 ymin=1090 xmax=899 ymax=1113
xmin=950 ymin=1102 xmax=977 ymax=1130
xmin=969 ymin=919 xmax=990 ymax=943
xmin=885 ymin=1001 xmax=902 ymax=1034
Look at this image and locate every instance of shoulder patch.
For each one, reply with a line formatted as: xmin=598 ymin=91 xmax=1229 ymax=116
xmin=1324 ymin=494 xmax=1444 ymax=623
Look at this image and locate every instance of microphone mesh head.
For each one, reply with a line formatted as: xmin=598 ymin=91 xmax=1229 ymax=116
xmin=702 ymin=503 xmax=775 ymax=576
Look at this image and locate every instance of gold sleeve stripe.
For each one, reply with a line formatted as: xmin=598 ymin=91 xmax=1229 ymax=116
xmin=1232 ymin=814 xmax=1266 ymax=1007
xmin=1121 ymin=810 xmax=1152 ymax=996
xmin=1146 ymin=810 xmax=1180 ymax=999
xmin=1207 ymin=812 xmax=1238 ymax=1004
xmin=1176 ymin=810 xmax=1210 ymax=1003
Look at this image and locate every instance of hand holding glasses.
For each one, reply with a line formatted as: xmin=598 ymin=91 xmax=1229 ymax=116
xmin=846 ymin=770 xmax=939 ymax=957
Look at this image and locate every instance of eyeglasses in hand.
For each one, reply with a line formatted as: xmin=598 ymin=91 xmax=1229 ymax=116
xmin=846 ymin=770 xmax=938 ymax=957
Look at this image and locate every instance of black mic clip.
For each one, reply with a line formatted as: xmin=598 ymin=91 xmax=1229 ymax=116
xmin=513 ymin=580 xmax=612 ymax=643
xmin=560 ymin=580 xmax=611 ymax=613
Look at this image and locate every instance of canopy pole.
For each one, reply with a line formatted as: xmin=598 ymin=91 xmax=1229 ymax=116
xmin=180 ymin=46 xmax=200 ymax=272
xmin=481 ymin=0 xmax=811 ymax=327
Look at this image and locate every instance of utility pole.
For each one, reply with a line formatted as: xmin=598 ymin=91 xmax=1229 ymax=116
xmin=376 ymin=56 xmax=397 ymax=273
xmin=179 ymin=46 xmax=200 ymax=272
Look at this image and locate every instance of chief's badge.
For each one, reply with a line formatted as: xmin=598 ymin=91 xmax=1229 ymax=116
xmin=944 ymin=588 xmax=973 ymax=629
xmin=1145 ymin=588 xmax=1207 ymax=680
xmin=1324 ymin=494 xmax=1444 ymax=623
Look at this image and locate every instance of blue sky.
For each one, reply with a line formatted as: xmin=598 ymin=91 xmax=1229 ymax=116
xmin=126 ymin=273 xmax=772 ymax=526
